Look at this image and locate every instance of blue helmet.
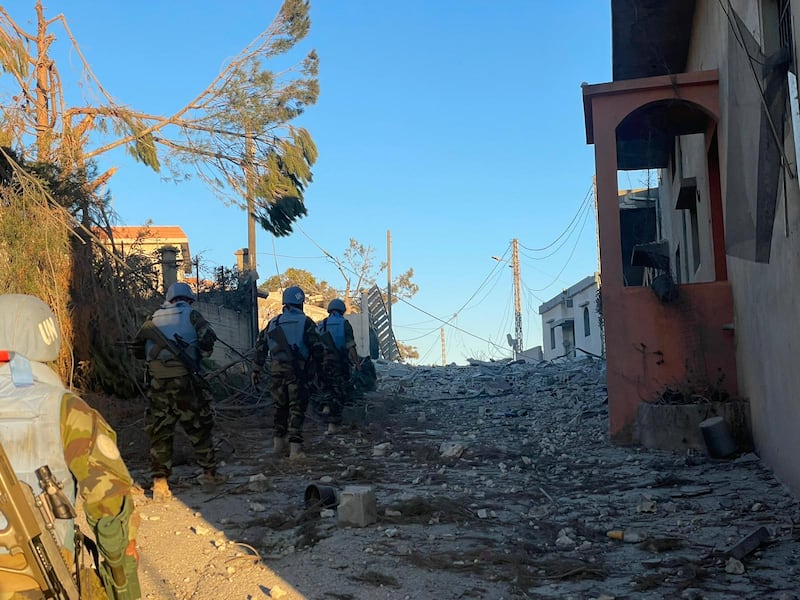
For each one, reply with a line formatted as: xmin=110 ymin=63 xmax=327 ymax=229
xmin=166 ymin=282 xmax=196 ymax=303
xmin=327 ymin=298 xmax=346 ymax=314
xmin=282 ymin=286 xmax=305 ymax=306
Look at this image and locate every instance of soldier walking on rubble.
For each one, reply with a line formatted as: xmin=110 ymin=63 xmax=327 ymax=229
xmin=316 ymin=298 xmax=360 ymax=434
xmin=135 ymin=282 xmax=223 ymax=501
xmin=0 ymin=294 xmax=141 ymax=598
xmin=252 ymin=286 xmax=322 ymax=460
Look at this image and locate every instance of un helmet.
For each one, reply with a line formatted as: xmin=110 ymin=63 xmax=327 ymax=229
xmin=0 ymin=294 xmax=61 ymax=362
xmin=327 ymin=298 xmax=346 ymax=314
xmin=282 ymin=286 xmax=305 ymax=306
xmin=166 ymin=282 xmax=196 ymax=303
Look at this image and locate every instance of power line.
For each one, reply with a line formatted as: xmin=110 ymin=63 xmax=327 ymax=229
xmin=269 ymin=234 xmax=281 ymax=281
xmin=518 ymin=199 xmax=593 ymax=262
xmin=527 ymin=195 xmax=593 ymax=292
xmin=392 ymin=246 xmax=512 ymax=343
xmin=256 ymin=252 xmax=329 ymax=260
xmin=518 ymin=184 xmax=593 ymax=253
xmin=395 ymin=296 xmax=507 ymax=351
xmin=288 ymin=224 xmax=517 ymax=355
xmin=518 ymin=191 xmax=592 ymax=261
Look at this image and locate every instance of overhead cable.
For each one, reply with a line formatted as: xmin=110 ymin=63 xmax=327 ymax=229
xmin=519 ymin=199 xmax=593 ymax=262
xmin=527 ymin=195 xmax=593 ymax=292
xmin=518 ymin=184 xmax=593 ymax=253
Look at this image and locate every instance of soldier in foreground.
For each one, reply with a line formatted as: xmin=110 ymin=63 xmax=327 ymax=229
xmin=135 ymin=282 xmax=222 ymax=501
xmin=0 ymin=293 xmax=140 ymax=598
xmin=252 ymin=286 xmax=322 ymax=460
xmin=316 ymin=298 xmax=360 ymax=434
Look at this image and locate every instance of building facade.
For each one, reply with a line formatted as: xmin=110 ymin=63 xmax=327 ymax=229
xmin=583 ymin=0 xmax=800 ymax=493
xmin=538 ymin=274 xmax=603 ymax=361
xmin=98 ymin=225 xmax=193 ymax=292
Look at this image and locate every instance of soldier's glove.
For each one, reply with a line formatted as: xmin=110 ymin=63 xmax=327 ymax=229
xmin=251 ymin=369 xmax=261 ymax=386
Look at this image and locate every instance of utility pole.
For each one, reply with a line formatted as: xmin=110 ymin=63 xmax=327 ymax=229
xmin=440 ymin=326 xmax=446 ymax=366
xmin=245 ymin=129 xmax=256 ymax=274
xmin=244 ymin=126 xmax=258 ymax=346
xmin=386 ymin=230 xmax=394 ymax=360
xmin=512 ymin=238 xmax=523 ymax=360
xmin=593 ymin=175 xmax=601 ymax=277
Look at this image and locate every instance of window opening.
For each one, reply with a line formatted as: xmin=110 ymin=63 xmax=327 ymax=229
xmin=690 ymin=201 xmax=701 ymax=274
xmin=779 ymin=0 xmax=794 ymax=72
xmin=583 ymin=306 xmax=591 ymax=337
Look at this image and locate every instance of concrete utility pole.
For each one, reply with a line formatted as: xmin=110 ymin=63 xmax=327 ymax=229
xmin=194 ymin=257 xmax=200 ymax=295
xmin=440 ymin=326 xmax=446 ymax=366
xmin=386 ymin=230 xmax=394 ymax=360
xmin=245 ymin=127 xmax=258 ymax=346
xmin=512 ymin=238 xmax=523 ymax=360
xmin=245 ymin=128 xmax=256 ymax=274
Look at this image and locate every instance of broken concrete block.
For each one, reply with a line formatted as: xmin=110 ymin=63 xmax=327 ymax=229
xmin=337 ymin=485 xmax=377 ymax=528
xmin=439 ymin=441 xmax=466 ymax=458
xmin=727 ymin=526 xmax=770 ymax=560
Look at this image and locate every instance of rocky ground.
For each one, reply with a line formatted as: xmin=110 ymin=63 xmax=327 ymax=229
xmin=88 ymin=358 xmax=800 ymax=600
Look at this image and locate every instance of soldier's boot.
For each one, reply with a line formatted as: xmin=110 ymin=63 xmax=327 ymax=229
xmin=325 ymin=423 xmax=339 ymax=435
xmin=152 ymin=477 xmax=172 ymax=501
xmin=202 ymin=469 xmax=227 ymax=485
xmin=273 ymin=436 xmax=289 ymax=457
xmin=289 ymin=442 xmax=306 ymax=461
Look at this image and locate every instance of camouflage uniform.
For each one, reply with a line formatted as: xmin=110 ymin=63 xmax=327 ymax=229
xmin=60 ymin=393 xmax=139 ymax=526
xmin=0 ymin=293 xmax=139 ymax=598
xmin=136 ymin=304 xmax=217 ymax=479
xmin=317 ymin=314 xmax=358 ymax=426
xmin=253 ymin=307 xmax=321 ymax=445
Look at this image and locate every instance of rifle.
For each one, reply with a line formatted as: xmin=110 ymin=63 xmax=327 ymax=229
xmin=0 ymin=443 xmax=80 ymax=599
xmin=268 ymin=324 xmax=315 ymax=383
xmin=141 ymin=324 xmax=210 ymax=390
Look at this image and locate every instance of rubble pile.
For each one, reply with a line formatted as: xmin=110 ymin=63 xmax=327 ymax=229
xmin=126 ymin=358 xmax=800 ymax=599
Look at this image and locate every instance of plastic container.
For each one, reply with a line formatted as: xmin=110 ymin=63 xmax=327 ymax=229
xmin=304 ymin=483 xmax=339 ymax=509
xmin=607 ymin=529 xmax=643 ymax=543
xmin=700 ymin=416 xmax=737 ymax=458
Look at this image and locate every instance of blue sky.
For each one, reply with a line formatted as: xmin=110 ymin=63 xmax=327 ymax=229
xmin=25 ymin=1 xmax=611 ymax=365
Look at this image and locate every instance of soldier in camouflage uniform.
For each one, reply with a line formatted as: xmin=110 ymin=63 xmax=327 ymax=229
xmin=252 ymin=286 xmax=322 ymax=460
xmin=135 ymin=282 xmax=220 ymax=500
xmin=316 ymin=298 xmax=360 ymax=435
xmin=0 ymin=294 xmax=140 ymax=599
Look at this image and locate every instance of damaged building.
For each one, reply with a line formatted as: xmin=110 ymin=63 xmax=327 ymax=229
xmin=582 ymin=0 xmax=800 ymax=494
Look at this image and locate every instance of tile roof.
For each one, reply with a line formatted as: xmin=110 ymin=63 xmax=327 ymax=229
xmin=106 ymin=226 xmax=189 ymax=240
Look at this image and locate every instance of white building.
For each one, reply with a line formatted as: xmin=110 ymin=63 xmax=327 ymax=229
xmin=538 ymin=274 xmax=603 ymax=361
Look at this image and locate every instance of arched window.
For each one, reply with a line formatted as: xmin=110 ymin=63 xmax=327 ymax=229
xmin=583 ymin=306 xmax=591 ymax=337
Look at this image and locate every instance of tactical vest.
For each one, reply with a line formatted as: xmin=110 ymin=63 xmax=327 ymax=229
xmin=268 ymin=309 xmax=308 ymax=361
xmin=146 ymin=301 xmax=198 ymax=363
xmin=318 ymin=314 xmax=346 ymax=350
xmin=0 ymin=364 xmax=76 ymax=549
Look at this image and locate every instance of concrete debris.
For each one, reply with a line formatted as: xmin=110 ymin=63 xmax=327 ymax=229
xmin=725 ymin=556 xmax=746 ymax=574
xmin=360 ymin=357 xmax=799 ymax=598
xmin=636 ymin=495 xmax=657 ymax=513
xmin=727 ymin=526 xmax=770 ymax=560
xmin=438 ymin=441 xmax=466 ymax=458
xmin=132 ymin=356 xmax=800 ymax=599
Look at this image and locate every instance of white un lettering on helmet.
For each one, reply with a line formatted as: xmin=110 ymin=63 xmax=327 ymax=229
xmin=38 ymin=316 xmax=58 ymax=346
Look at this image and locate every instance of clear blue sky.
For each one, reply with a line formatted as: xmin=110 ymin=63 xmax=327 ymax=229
xmin=27 ymin=1 xmax=611 ymax=365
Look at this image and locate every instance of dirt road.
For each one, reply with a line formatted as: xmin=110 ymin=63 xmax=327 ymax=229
xmin=91 ymin=359 xmax=800 ymax=599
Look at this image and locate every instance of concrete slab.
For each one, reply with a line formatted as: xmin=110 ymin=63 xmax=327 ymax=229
xmin=636 ymin=399 xmax=751 ymax=452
